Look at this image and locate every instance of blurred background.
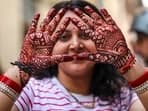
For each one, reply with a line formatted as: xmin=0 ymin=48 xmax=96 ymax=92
xmin=0 ymin=0 xmax=147 ymax=73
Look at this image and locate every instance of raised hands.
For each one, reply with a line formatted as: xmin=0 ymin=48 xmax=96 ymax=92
xmin=14 ymin=8 xmax=74 ymax=75
xmin=71 ymin=6 xmax=135 ymax=73
xmin=13 ymin=6 xmax=135 ymax=75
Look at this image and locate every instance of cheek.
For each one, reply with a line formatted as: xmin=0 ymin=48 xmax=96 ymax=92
xmin=52 ymin=40 xmax=97 ymax=54
xmin=84 ymin=40 xmax=97 ymax=52
xmin=52 ymin=42 xmax=68 ymax=55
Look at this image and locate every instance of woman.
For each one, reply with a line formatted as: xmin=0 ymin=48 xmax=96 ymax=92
xmin=0 ymin=0 xmax=146 ymax=111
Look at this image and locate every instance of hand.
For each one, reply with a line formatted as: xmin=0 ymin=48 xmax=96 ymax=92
xmin=71 ymin=6 xmax=135 ymax=74
xmin=13 ymin=8 xmax=73 ymax=75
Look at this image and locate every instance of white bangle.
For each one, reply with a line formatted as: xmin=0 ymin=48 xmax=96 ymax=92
xmin=0 ymin=81 xmax=19 ymax=101
xmin=132 ymin=81 xmax=148 ymax=94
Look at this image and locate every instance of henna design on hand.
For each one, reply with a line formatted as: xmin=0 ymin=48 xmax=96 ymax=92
xmin=72 ymin=6 xmax=135 ymax=74
xmin=17 ymin=8 xmax=74 ymax=74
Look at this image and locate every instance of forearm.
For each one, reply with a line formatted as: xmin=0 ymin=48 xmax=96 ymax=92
xmin=0 ymin=92 xmax=14 ymax=111
xmin=138 ymin=91 xmax=148 ymax=110
xmin=0 ymin=66 xmax=22 ymax=111
xmin=123 ymin=57 xmax=147 ymax=81
xmin=124 ymin=60 xmax=148 ymax=110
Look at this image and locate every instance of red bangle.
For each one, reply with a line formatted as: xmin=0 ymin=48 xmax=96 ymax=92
xmin=129 ymin=71 xmax=148 ymax=87
xmin=0 ymin=75 xmax=22 ymax=93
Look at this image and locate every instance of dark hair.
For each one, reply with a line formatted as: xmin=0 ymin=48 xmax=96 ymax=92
xmin=52 ymin=0 xmax=99 ymax=14
xmin=14 ymin=0 xmax=130 ymax=104
xmin=136 ymin=32 xmax=148 ymax=43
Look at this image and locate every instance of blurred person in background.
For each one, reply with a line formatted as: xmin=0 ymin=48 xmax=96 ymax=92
xmin=131 ymin=9 xmax=148 ymax=66
xmin=128 ymin=8 xmax=148 ymax=110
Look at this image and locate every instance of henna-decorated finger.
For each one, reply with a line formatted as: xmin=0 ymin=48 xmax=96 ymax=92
xmin=50 ymin=54 xmax=74 ymax=64
xmin=73 ymin=8 xmax=96 ymax=29
xmin=46 ymin=8 xmax=66 ymax=35
xmin=71 ymin=17 xmax=104 ymax=44
xmin=87 ymin=51 xmax=132 ymax=73
xmin=19 ymin=13 xmax=40 ymax=64
xmin=84 ymin=6 xmax=103 ymax=23
xmin=27 ymin=13 xmax=40 ymax=35
xmin=40 ymin=8 xmax=56 ymax=31
xmin=50 ymin=17 xmax=70 ymax=43
xmin=71 ymin=17 xmax=94 ymax=38
xmin=19 ymin=54 xmax=74 ymax=75
xmin=99 ymin=9 xmax=115 ymax=25
xmin=32 ymin=54 xmax=74 ymax=70
xmin=76 ymin=52 xmax=118 ymax=64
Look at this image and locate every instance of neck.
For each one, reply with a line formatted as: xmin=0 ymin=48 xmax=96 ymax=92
xmin=57 ymin=71 xmax=92 ymax=95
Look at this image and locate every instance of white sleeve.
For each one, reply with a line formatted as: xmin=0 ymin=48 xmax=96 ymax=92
xmin=129 ymin=89 xmax=139 ymax=108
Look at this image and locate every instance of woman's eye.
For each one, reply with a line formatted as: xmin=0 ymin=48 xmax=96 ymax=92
xmin=59 ymin=34 xmax=70 ymax=42
xmin=79 ymin=32 xmax=90 ymax=40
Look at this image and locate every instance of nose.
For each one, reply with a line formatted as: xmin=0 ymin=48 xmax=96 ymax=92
xmin=69 ymin=35 xmax=84 ymax=53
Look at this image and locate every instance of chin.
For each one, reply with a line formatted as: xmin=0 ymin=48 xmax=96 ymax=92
xmin=59 ymin=60 xmax=95 ymax=76
xmin=66 ymin=63 xmax=86 ymax=71
xmin=66 ymin=66 xmax=90 ymax=77
xmin=69 ymin=65 xmax=86 ymax=72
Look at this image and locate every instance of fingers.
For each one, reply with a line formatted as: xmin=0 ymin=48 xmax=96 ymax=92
xmin=84 ymin=6 xmax=115 ymax=25
xmin=84 ymin=6 xmax=103 ymax=23
xmin=27 ymin=13 xmax=40 ymax=35
xmin=73 ymin=8 xmax=96 ymax=29
xmin=114 ymin=51 xmax=135 ymax=74
xmin=32 ymin=54 xmax=74 ymax=69
xmin=99 ymin=9 xmax=115 ymax=25
xmin=46 ymin=8 xmax=66 ymax=35
xmin=77 ymin=52 xmax=118 ymax=64
xmin=71 ymin=17 xmax=94 ymax=38
xmin=50 ymin=17 xmax=70 ymax=43
xmin=50 ymin=54 xmax=74 ymax=64
xmin=40 ymin=8 xmax=56 ymax=31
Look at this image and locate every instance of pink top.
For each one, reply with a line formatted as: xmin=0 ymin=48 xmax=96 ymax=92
xmin=15 ymin=77 xmax=138 ymax=111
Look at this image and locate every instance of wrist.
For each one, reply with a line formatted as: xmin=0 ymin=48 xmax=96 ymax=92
xmin=128 ymin=71 xmax=148 ymax=94
xmin=0 ymin=66 xmax=23 ymax=101
xmin=4 ymin=66 xmax=22 ymax=87
xmin=0 ymin=65 xmax=30 ymax=101
xmin=123 ymin=59 xmax=145 ymax=82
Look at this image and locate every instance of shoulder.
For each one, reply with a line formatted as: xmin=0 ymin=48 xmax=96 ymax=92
xmin=28 ymin=77 xmax=52 ymax=86
xmin=120 ymin=87 xmax=138 ymax=101
xmin=26 ymin=77 xmax=58 ymax=93
xmin=120 ymin=87 xmax=146 ymax=111
xmin=115 ymin=86 xmax=139 ymax=110
xmin=96 ymin=86 xmax=139 ymax=110
xmin=16 ymin=77 xmax=72 ymax=110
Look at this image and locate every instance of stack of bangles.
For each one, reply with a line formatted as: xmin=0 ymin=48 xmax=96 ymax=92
xmin=129 ymin=71 xmax=148 ymax=94
xmin=0 ymin=75 xmax=22 ymax=101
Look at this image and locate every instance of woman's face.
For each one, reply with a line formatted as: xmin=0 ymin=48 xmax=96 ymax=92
xmin=52 ymin=10 xmax=97 ymax=77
